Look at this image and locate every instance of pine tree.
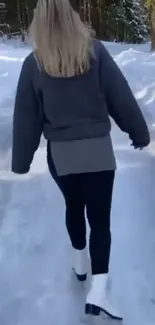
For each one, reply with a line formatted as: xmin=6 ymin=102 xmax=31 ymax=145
xmin=118 ymin=0 xmax=148 ymax=43
xmin=128 ymin=0 xmax=147 ymax=42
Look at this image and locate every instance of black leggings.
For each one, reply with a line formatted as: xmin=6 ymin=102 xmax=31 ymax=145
xmin=47 ymin=143 xmax=115 ymax=275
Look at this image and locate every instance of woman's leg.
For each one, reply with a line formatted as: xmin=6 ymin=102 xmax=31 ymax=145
xmin=62 ymin=175 xmax=88 ymax=281
xmin=84 ymin=171 xmax=122 ymax=319
xmin=47 ymin=142 xmax=86 ymax=253
xmin=84 ymin=170 xmax=114 ymax=275
xmin=47 ymin=143 xmax=88 ymax=279
xmin=63 ymin=174 xmax=86 ymax=250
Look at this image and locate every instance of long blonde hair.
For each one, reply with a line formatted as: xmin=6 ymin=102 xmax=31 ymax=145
xmin=30 ymin=0 xmax=93 ymax=77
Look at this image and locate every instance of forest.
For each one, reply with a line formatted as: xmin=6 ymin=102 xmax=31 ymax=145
xmin=0 ymin=0 xmax=155 ymax=50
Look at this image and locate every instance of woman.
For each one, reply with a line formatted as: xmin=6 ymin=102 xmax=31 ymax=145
xmin=12 ymin=0 xmax=150 ymax=321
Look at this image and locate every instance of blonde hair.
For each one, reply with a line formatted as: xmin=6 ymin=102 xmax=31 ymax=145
xmin=30 ymin=0 xmax=93 ymax=77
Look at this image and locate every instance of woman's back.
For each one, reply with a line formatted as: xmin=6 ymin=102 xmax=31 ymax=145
xmin=12 ymin=37 xmax=150 ymax=174
xmin=23 ymin=39 xmax=111 ymax=142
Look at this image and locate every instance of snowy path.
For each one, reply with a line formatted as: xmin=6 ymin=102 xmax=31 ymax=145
xmin=0 ymin=40 xmax=155 ymax=325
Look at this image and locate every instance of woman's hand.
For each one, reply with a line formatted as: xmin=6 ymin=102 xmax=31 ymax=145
xmin=131 ymin=143 xmax=144 ymax=150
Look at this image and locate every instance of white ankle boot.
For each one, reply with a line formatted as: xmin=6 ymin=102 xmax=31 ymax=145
xmin=73 ymin=248 xmax=88 ymax=282
xmin=86 ymin=274 xmax=123 ymax=321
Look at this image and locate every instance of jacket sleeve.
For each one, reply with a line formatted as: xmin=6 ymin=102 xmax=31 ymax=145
xmin=98 ymin=43 xmax=150 ymax=147
xmin=12 ymin=56 xmax=43 ymax=174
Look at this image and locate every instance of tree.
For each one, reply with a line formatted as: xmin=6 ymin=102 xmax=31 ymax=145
xmin=145 ymin=0 xmax=155 ymax=51
xmin=3 ymin=0 xmax=149 ymax=43
xmin=116 ymin=0 xmax=148 ymax=43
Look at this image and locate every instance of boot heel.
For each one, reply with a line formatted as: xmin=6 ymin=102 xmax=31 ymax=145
xmin=72 ymin=268 xmax=87 ymax=282
xmin=76 ymin=273 xmax=87 ymax=282
xmin=85 ymin=304 xmax=100 ymax=316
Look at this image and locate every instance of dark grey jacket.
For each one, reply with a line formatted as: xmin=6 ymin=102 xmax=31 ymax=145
xmin=12 ymin=40 xmax=150 ymax=174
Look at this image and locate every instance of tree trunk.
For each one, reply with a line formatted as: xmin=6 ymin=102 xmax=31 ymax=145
xmin=86 ymin=0 xmax=91 ymax=25
xmin=90 ymin=0 xmax=100 ymax=37
xmin=25 ymin=1 xmax=30 ymax=28
xmin=16 ymin=0 xmax=25 ymax=41
xmin=99 ymin=0 xmax=106 ymax=39
xmin=151 ymin=1 xmax=155 ymax=51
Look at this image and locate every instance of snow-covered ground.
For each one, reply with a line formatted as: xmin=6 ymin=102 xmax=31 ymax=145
xmin=0 ymin=39 xmax=155 ymax=325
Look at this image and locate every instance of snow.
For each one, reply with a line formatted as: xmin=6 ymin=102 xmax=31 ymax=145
xmin=0 ymin=39 xmax=155 ymax=325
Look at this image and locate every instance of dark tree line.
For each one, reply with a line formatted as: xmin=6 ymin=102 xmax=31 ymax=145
xmin=0 ymin=0 xmax=155 ymax=49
